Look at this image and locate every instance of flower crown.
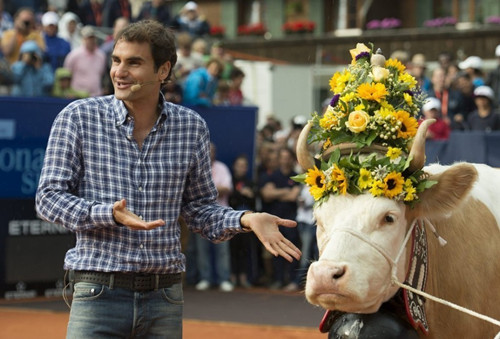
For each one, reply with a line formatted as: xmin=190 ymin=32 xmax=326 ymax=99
xmin=294 ymin=43 xmax=436 ymax=206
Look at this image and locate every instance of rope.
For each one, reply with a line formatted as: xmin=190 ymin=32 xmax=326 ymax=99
xmin=392 ymin=278 xmax=500 ymax=328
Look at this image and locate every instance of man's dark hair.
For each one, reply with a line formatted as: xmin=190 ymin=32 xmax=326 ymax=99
xmin=114 ymin=20 xmax=177 ymax=79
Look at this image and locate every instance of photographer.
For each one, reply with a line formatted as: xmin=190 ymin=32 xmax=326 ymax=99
xmin=10 ymin=40 xmax=54 ymax=96
xmin=1 ymin=7 xmax=45 ymax=65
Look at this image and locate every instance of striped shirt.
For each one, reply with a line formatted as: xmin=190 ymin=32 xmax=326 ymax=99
xmin=36 ymin=95 xmax=245 ymax=274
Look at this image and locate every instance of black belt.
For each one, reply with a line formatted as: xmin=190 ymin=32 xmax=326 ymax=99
xmin=72 ymin=270 xmax=182 ymax=291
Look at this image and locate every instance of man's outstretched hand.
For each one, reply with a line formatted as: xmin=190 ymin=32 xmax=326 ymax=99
xmin=113 ymin=199 xmax=165 ymax=230
xmin=240 ymin=212 xmax=301 ymax=262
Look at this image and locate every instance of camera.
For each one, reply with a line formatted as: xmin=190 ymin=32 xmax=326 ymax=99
xmin=26 ymin=52 xmax=39 ymax=64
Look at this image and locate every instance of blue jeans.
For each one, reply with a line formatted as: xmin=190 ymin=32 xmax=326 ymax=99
xmin=67 ymin=282 xmax=184 ymax=338
xmin=195 ymin=235 xmax=231 ymax=284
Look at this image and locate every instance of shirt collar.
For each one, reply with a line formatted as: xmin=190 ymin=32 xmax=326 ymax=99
xmin=112 ymin=93 xmax=168 ymax=127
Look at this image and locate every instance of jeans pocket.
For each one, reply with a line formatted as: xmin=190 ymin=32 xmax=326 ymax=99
xmin=73 ymin=282 xmax=106 ymax=301
xmin=160 ymin=283 xmax=184 ymax=305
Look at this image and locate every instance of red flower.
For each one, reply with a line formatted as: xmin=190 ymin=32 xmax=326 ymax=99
xmin=238 ymin=23 xmax=267 ymax=35
xmin=210 ymin=25 xmax=225 ymax=36
xmin=283 ymin=20 xmax=315 ymax=33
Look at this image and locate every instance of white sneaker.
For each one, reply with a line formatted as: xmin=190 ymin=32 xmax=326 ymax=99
xmin=195 ymin=280 xmax=210 ymax=291
xmin=219 ymin=281 xmax=234 ymax=292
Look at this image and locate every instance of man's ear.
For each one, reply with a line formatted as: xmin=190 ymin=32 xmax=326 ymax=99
xmin=160 ymin=61 xmax=171 ymax=81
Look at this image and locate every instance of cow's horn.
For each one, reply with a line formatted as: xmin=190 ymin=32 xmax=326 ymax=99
xmin=407 ymin=118 xmax=435 ymax=172
xmin=296 ymin=121 xmax=315 ymax=170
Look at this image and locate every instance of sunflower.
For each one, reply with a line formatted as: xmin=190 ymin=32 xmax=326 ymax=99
xmin=358 ymin=168 xmax=373 ymax=189
xmin=385 ymin=58 xmax=406 ymax=73
xmin=305 ymin=166 xmax=325 ymax=188
xmin=395 ymin=110 xmax=418 ymax=139
xmin=383 ymin=172 xmax=405 ymax=198
xmin=357 ymin=83 xmax=388 ymax=102
xmin=310 ymin=185 xmax=326 ymax=201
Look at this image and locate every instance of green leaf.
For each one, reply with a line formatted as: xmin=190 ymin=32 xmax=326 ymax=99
xmin=291 ymin=173 xmax=306 ymax=183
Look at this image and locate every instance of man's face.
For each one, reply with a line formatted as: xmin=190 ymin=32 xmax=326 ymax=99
xmin=44 ymin=24 xmax=58 ymax=37
xmin=15 ymin=10 xmax=34 ymax=33
xmin=111 ymin=40 xmax=169 ymax=103
xmin=83 ymin=35 xmax=98 ymax=51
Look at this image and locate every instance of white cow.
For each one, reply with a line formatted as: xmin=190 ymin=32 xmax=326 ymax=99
xmin=297 ymin=122 xmax=500 ymax=338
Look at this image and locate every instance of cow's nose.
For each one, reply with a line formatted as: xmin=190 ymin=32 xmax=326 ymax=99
xmin=332 ymin=265 xmax=346 ymax=280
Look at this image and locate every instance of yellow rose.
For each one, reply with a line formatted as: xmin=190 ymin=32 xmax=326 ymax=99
xmin=371 ymin=66 xmax=390 ymax=82
xmin=349 ymin=43 xmax=371 ymax=60
xmin=346 ymin=110 xmax=370 ymax=133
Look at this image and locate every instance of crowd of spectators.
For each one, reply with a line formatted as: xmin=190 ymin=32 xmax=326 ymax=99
xmin=0 ymin=0 xmax=249 ymax=106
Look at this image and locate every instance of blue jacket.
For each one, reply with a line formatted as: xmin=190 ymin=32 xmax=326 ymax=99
xmin=43 ymin=34 xmax=71 ymax=71
xmin=11 ymin=61 xmax=54 ymax=96
xmin=182 ymin=67 xmax=218 ymax=107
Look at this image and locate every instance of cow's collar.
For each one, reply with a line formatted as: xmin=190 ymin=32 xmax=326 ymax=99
xmin=402 ymin=219 xmax=429 ymax=334
xmin=319 ymin=219 xmax=430 ymax=334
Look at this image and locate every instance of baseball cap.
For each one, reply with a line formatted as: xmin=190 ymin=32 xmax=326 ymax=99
xmin=473 ymin=86 xmax=495 ymax=101
xmin=423 ymin=97 xmax=441 ymax=112
xmin=458 ymin=56 xmax=483 ymax=70
xmin=20 ymin=40 xmax=42 ymax=56
xmin=81 ymin=25 xmax=97 ymax=38
xmin=42 ymin=11 xmax=59 ymax=26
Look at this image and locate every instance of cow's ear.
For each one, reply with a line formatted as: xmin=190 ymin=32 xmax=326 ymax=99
xmin=409 ymin=163 xmax=478 ymax=219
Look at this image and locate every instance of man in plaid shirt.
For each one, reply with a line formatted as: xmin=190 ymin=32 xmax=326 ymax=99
xmin=36 ymin=20 xmax=300 ymax=339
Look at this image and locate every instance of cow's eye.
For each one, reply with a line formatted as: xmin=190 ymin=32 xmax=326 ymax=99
xmin=384 ymin=214 xmax=395 ymax=223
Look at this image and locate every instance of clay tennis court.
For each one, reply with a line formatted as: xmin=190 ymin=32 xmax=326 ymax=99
xmin=0 ymin=287 xmax=327 ymax=338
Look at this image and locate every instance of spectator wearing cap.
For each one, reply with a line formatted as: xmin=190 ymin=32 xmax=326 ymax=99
xmin=466 ymin=86 xmax=500 ymax=131
xmin=485 ymin=44 xmax=500 ymax=107
xmin=420 ymin=97 xmax=450 ymax=140
xmin=63 ymin=25 xmax=106 ymax=96
xmin=1 ymin=7 xmax=45 ymax=65
xmin=10 ymin=40 xmax=54 ymax=96
xmin=172 ymin=1 xmax=210 ymax=38
xmin=51 ymin=67 xmax=89 ymax=99
xmin=42 ymin=11 xmax=72 ymax=72
xmin=459 ymin=56 xmax=485 ymax=88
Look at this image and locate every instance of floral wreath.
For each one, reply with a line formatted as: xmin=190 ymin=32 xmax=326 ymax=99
xmin=293 ymin=43 xmax=436 ymax=206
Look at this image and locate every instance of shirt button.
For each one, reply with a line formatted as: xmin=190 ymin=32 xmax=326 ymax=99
xmin=127 ymin=135 xmax=133 ymax=140
xmin=140 ymin=244 xmax=144 ymax=249
xmin=138 ymin=186 xmax=143 ymax=191
xmin=139 ymin=215 xmax=143 ymax=220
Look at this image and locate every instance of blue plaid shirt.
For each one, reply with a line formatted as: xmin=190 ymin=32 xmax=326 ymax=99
xmin=36 ymin=95 xmax=245 ymax=274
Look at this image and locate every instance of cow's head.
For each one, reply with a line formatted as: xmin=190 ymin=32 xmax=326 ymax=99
xmin=297 ymin=120 xmax=478 ymax=314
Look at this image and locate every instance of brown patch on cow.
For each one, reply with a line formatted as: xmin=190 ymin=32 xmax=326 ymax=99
xmin=419 ymin=198 xmax=500 ymax=338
